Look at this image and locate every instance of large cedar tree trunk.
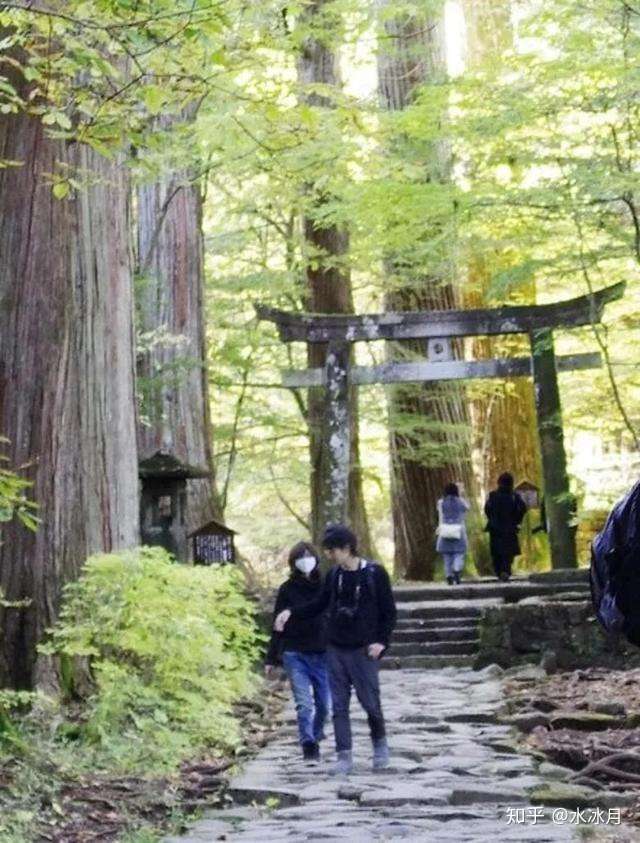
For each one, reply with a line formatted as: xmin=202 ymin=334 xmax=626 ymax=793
xmin=378 ymin=1 xmax=481 ymax=580
xmin=298 ymin=0 xmax=374 ymax=556
xmin=0 ymin=94 xmax=139 ymax=689
xmin=462 ymin=0 xmax=540 ymax=505
xmin=136 ymin=156 xmax=222 ymax=538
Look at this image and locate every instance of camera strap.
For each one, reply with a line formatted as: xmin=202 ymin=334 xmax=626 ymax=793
xmin=336 ymin=559 xmax=367 ymax=609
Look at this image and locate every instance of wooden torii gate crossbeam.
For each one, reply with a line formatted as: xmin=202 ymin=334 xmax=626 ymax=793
xmin=257 ymin=282 xmax=625 ymax=570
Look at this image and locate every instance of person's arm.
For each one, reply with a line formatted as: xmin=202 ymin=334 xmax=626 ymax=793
xmin=484 ymin=494 xmax=492 ymax=519
xmin=374 ymin=565 xmax=397 ymax=650
xmin=265 ymin=585 xmax=287 ymax=666
xmin=514 ymin=495 xmax=527 ymax=526
xmin=460 ymin=497 xmax=471 ymax=512
xmin=274 ymin=573 xmax=333 ymax=631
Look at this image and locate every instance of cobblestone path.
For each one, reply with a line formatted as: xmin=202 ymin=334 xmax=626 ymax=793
xmin=168 ymin=667 xmax=635 ymax=842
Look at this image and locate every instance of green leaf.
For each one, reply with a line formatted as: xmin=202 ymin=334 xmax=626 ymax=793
xmin=54 ymin=112 xmax=72 ymax=130
xmin=52 ymin=181 xmax=70 ymax=199
xmin=141 ymin=85 xmax=165 ymax=116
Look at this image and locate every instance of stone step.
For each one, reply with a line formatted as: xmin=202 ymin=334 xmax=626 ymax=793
xmin=395 ymin=616 xmax=478 ymax=630
xmin=393 ymin=581 xmax=589 ymax=604
xmin=529 ymin=567 xmax=590 ymax=584
xmin=397 ymin=602 xmax=489 ymax=620
xmin=380 ymin=654 xmax=476 ymax=670
xmin=394 ymin=626 xmax=478 ymax=643
xmin=391 ymin=640 xmax=480 ymax=657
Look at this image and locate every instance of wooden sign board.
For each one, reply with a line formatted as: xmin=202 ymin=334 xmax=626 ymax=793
xmin=193 ymin=533 xmax=234 ymax=565
xmin=190 ymin=519 xmax=236 ymax=565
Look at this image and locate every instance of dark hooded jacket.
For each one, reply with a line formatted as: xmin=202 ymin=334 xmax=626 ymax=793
xmin=265 ymin=572 xmax=327 ymax=665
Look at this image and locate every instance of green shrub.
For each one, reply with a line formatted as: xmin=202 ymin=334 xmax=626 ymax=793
xmin=0 ymin=438 xmax=38 ymax=530
xmin=41 ymin=546 xmax=262 ymax=771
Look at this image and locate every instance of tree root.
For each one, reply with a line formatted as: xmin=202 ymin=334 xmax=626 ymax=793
xmin=570 ymin=751 xmax=640 ymax=785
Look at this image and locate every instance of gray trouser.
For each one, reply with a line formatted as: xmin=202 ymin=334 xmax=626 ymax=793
xmin=327 ymin=644 xmax=386 ymax=752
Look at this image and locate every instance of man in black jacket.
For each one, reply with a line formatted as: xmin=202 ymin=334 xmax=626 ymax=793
xmin=275 ymin=524 xmax=397 ymax=775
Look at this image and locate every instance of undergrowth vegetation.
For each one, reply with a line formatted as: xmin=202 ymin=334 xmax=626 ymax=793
xmin=0 ymin=547 xmax=264 ymax=841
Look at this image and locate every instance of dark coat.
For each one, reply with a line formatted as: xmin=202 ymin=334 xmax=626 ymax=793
xmin=293 ymin=561 xmax=397 ymax=650
xmin=265 ymin=573 xmax=327 ymax=665
xmin=484 ymin=489 xmax=527 ymax=558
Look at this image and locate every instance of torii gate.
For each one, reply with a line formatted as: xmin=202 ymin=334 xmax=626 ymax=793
xmin=257 ymin=281 xmax=625 ymax=569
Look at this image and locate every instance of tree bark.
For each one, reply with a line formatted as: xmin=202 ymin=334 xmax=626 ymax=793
xmin=297 ymin=0 xmax=374 ymax=556
xmin=461 ymin=1 xmax=541 ymax=506
xmin=0 ymin=78 xmax=139 ymax=689
xmin=136 ymin=142 xmax=222 ymax=540
xmin=466 ymin=261 xmax=541 ymax=501
xmin=377 ymin=1 xmax=481 ymax=580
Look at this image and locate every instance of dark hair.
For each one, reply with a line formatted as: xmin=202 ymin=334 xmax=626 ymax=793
xmin=498 ymin=472 xmax=514 ymax=491
xmin=444 ymin=482 xmax=459 ymax=497
xmin=288 ymin=541 xmax=320 ymax=579
xmin=321 ymin=524 xmax=357 ymax=555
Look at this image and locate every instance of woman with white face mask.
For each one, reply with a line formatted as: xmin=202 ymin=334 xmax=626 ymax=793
xmin=265 ymin=541 xmax=330 ymax=762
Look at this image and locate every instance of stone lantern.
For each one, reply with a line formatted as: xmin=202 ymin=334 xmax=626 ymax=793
xmin=139 ymin=450 xmax=210 ymax=562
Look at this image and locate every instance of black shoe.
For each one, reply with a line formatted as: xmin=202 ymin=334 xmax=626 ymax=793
xmin=302 ymin=740 xmax=320 ymax=762
xmin=453 ymin=572 xmax=461 ymax=585
xmin=446 ymin=576 xmax=454 ymax=586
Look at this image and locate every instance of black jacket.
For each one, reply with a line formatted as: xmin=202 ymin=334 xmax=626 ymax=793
xmin=484 ymin=489 xmax=527 ymax=557
xmin=265 ymin=573 xmax=327 ymax=665
xmin=291 ymin=561 xmax=397 ymax=651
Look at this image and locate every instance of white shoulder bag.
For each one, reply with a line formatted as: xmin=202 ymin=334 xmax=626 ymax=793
xmin=437 ymin=500 xmax=463 ymax=541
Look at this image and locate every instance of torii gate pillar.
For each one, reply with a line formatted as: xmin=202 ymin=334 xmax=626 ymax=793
xmin=322 ymin=342 xmax=351 ymax=527
xmin=530 ymin=328 xmax=577 ymax=568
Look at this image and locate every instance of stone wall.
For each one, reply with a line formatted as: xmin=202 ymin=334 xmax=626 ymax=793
xmin=476 ymin=600 xmax=640 ymax=670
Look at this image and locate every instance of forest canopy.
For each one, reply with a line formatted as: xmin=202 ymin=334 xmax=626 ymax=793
xmin=1 ymin=0 xmax=639 ymax=576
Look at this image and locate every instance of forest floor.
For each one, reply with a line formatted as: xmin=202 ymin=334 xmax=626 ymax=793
xmin=504 ymin=665 xmax=640 ymax=827
xmin=0 ymin=685 xmax=289 ymax=843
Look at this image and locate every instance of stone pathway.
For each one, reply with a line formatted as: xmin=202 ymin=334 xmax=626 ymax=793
xmin=167 ymin=667 xmax=636 ymax=842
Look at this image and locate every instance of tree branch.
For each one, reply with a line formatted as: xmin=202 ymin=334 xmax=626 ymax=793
xmin=268 ymin=453 xmax=310 ymax=532
xmin=571 ymin=206 xmax=640 ymax=450
xmin=220 ymin=354 xmax=253 ymax=513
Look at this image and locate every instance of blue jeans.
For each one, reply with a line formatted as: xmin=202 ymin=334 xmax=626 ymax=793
xmin=442 ymin=552 xmax=464 ymax=577
xmin=281 ymin=651 xmax=331 ymax=746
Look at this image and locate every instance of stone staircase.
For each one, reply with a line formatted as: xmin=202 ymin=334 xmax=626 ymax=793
xmin=383 ymin=569 xmax=591 ymax=670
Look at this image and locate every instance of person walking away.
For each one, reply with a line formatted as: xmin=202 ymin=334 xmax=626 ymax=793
xmin=436 ymin=482 xmax=470 ymax=585
xmin=484 ymin=472 xmax=527 ymax=582
xmin=274 ymin=524 xmax=396 ymax=776
xmin=265 ymin=541 xmax=330 ymax=763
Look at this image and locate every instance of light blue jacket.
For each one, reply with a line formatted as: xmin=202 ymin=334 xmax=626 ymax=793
xmin=436 ymin=495 xmax=470 ymax=554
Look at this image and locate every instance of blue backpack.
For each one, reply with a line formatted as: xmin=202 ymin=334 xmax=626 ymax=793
xmin=590 ymin=479 xmax=640 ymax=645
